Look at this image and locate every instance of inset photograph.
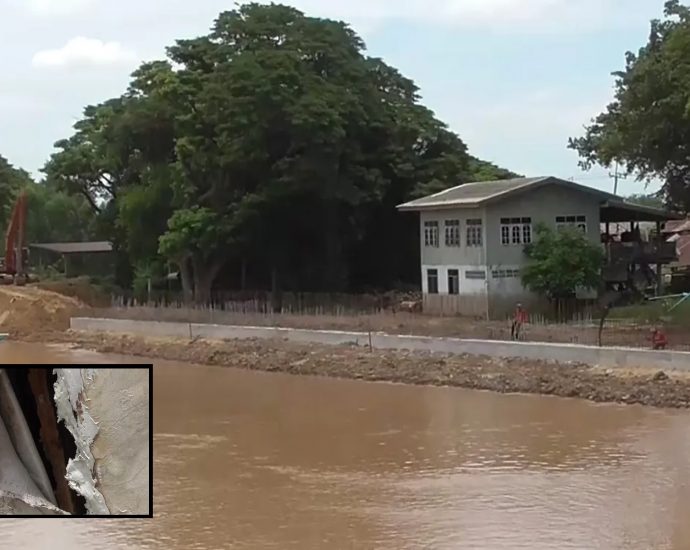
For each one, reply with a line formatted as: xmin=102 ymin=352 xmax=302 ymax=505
xmin=0 ymin=366 xmax=151 ymax=517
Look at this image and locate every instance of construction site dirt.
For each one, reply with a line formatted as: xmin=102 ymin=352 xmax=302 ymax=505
xmin=2 ymin=284 xmax=690 ymax=409
xmin=27 ymin=331 xmax=690 ymax=410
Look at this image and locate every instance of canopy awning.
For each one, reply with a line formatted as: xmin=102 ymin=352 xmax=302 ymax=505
xmin=600 ymin=200 xmax=682 ymax=224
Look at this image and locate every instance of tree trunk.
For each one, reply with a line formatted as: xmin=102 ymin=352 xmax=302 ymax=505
xmin=270 ymin=265 xmax=282 ymax=313
xmin=179 ymin=259 xmax=193 ymax=305
xmin=192 ymin=257 xmax=225 ymax=305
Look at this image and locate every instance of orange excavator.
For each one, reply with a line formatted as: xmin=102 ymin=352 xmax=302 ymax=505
xmin=0 ymin=191 xmax=29 ymax=285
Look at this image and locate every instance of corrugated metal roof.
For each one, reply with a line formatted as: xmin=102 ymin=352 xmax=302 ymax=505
xmin=396 ymin=176 xmax=683 ymax=222
xmin=600 ymin=199 xmax=681 ymax=223
xmin=30 ymin=241 xmax=113 ymax=254
xmin=396 ymin=176 xmax=615 ymax=211
xmin=663 ymin=219 xmax=690 ymax=234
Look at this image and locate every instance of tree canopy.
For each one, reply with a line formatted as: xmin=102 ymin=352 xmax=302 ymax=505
xmin=0 ymin=155 xmax=32 ymax=230
xmin=42 ymin=3 xmax=514 ymax=302
xmin=522 ymin=225 xmax=604 ymax=301
xmin=626 ymin=193 xmax=665 ymax=209
xmin=569 ymin=0 xmax=690 ymax=212
xmin=0 ymin=155 xmax=100 ymax=250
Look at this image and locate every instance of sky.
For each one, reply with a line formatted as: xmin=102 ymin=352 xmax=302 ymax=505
xmin=0 ymin=0 xmax=672 ymax=195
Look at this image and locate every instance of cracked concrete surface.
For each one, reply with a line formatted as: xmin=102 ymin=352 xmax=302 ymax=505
xmin=54 ymin=367 xmax=150 ymax=515
xmin=0 ymin=367 xmax=150 ymax=516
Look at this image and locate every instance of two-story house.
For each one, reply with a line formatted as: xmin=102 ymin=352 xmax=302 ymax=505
xmin=397 ymin=176 xmax=678 ymax=318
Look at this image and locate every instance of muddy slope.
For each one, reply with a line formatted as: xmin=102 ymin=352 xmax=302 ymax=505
xmin=0 ymin=286 xmax=87 ymax=337
xmin=44 ymin=331 xmax=690 ymax=410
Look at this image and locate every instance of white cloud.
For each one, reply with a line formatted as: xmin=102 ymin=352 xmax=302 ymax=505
xmin=32 ymin=37 xmax=137 ymax=68
xmin=21 ymin=0 xmax=93 ymax=16
xmin=283 ymin=0 xmax=645 ymax=32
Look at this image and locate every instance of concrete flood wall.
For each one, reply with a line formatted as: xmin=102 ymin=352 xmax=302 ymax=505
xmin=70 ymin=317 xmax=690 ymax=372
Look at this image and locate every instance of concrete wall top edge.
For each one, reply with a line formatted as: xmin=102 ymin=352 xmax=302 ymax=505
xmin=69 ymin=318 xmax=690 ymax=359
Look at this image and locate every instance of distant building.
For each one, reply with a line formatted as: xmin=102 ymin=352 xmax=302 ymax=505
xmin=30 ymin=241 xmax=114 ymax=279
xmin=663 ymin=219 xmax=690 ymax=267
xmin=397 ymin=177 xmax=679 ymax=318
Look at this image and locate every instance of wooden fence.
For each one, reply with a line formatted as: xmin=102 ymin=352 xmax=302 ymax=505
xmin=109 ymin=290 xmax=418 ymax=316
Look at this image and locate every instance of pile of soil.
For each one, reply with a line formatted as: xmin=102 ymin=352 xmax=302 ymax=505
xmin=52 ymin=331 xmax=690 ymax=409
xmin=0 ymin=286 xmax=87 ymax=337
xmin=36 ymin=278 xmax=110 ymax=308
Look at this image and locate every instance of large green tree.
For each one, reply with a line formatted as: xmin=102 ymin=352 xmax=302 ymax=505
xmin=569 ymin=0 xmax=690 ymax=211
xmin=43 ymin=3 xmax=514 ymax=302
xmin=158 ymin=3 xmax=479 ymax=302
xmin=0 ymin=156 xmax=99 ymax=251
xmin=43 ymin=60 xmax=178 ymax=290
xmin=25 ymin=182 xmax=98 ymax=244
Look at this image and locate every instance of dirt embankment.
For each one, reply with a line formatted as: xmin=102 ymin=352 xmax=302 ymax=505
xmin=43 ymin=330 xmax=690 ymax=410
xmin=2 ymin=284 xmax=689 ymax=409
xmin=0 ymin=286 xmax=88 ymax=337
xmin=35 ymin=278 xmax=111 ymax=308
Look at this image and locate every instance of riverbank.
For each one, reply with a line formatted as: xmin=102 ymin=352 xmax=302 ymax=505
xmin=26 ymin=329 xmax=690 ymax=409
xmin=82 ymin=305 xmax=690 ymax=350
xmin=0 ymin=285 xmax=688 ymax=409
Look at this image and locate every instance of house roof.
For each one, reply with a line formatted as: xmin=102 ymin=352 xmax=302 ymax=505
xmin=396 ymin=176 xmax=616 ymax=211
xmin=672 ymin=234 xmax=690 ymax=267
xmin=663 ymin=218 xmax=690 ymax=234
xmin=397 ymin=175 xmax=681 ymax=222
xmin=600 ymin=200 xmax=681 ymax=223
xmin=30 ymin=241 xmax=113 ymax=254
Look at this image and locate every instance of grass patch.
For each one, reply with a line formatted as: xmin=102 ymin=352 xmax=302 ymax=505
xmin=608 ymin=297 xmax=690 ymax=325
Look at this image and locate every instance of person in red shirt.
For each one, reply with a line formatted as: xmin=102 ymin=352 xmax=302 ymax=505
xmin=650 ymin=327 xmax=668 ymax=350
xmin=511 ymin=303 xmax=528 ymax=341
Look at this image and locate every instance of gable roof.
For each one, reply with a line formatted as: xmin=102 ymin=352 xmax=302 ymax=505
xmin=396 ymin=176 xmax=616 ymax=211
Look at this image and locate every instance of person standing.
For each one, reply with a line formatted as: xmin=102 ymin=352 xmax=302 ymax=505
xmin=650 ymin=327 xmax=668 ymax=350
xmin=511 ymin=303 xmax=528 ymax=341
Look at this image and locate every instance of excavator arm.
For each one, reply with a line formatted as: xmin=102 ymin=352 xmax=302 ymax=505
xmin=3 ymin=191 xmax=28 ymax=282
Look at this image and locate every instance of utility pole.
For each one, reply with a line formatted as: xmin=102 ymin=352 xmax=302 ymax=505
xmin=608 ymin=161 xmax=627 ymax=195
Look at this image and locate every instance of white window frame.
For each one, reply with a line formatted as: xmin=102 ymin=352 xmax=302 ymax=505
xmin=466 ymin=219 xmax=483 ymax=247
xmin=465 ymin=270 xmax=486 ymax=280
xmin=556 ymin=215 xmax=587 ymax=234
xmin=500 ymin=217 xmax=532 ymax=246
xmin=501 ymin=225 xmax=510 ymax=246
xmin=491 ymin=268 xmax=520 ymax=279
xmin=444 ymin=219 xmax=461 ymax=247
xmin=424 ymin=221 xmax=439 ymax=247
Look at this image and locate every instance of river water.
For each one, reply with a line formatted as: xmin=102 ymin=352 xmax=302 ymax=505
xmin=1 ymin=342 xmax=689 ymax=549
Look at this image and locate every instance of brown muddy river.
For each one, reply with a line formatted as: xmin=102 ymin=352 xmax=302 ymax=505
xmin=1 ymin=341 xmax=689 ymax=549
